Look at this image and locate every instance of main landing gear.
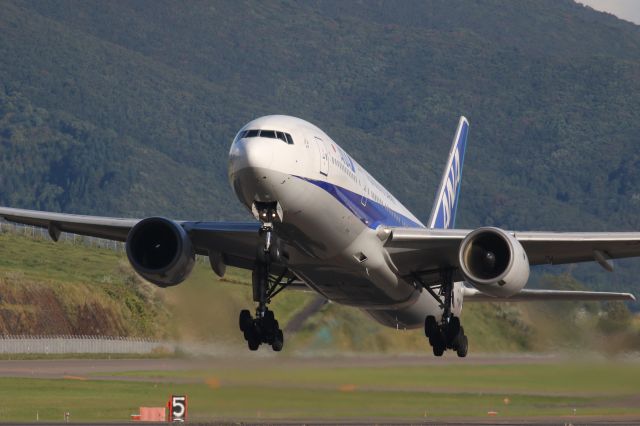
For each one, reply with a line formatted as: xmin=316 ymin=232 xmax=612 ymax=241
xmin=414 ymin=270 xmax=468 ymax=358
xmin=240 ymin=202 xmax=293 ymax=352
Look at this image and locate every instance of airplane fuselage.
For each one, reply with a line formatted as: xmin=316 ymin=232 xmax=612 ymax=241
xmin=228 ymin=115 xmax=463 ymax=329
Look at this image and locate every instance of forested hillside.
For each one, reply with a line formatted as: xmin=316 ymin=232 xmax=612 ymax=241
xmin=2 ymin=0 xmax=640 ymax=295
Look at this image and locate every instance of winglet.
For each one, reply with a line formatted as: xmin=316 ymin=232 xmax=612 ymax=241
xmin=427 ymin=116 xmax=469 ymax=229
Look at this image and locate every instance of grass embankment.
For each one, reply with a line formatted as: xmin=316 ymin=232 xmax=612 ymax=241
xmin=0 ymin=361 xmax=638 ymax=421
xmin=0 ymin=229 xmax=638 ymax=354
xmin=0 ymin=231 xmax=169 ymax=337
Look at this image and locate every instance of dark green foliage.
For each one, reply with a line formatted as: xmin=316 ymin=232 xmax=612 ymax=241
xmin=1 ymin=1 xmax=640 ymax=296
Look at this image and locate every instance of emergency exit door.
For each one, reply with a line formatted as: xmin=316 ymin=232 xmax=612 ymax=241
xmin=314 ymin=136 xmax=329 ymax=176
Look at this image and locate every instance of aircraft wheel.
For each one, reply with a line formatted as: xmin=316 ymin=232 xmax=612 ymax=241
xmin=430 ymin=331 xmax=446 ymax=357
xmin=446 ymin=316 xmax=461 ymax=344
xmin=260 ymin=310 xmax=276 ymax=343
xmin=272 ymin=328 xmax=284 ymax=352
xmin=268 ymin=242 xmax=287 ymax=263
xmin=263 ymin=309 xmax=275 ymax=322
xmin=450 ymin=325 xmax=464 ymax=348
xmin=248 ymin=337 xmax=260 ymax=351
xmin=432 ymin=342 xmax=445 ymax=357
xmin=456 ymin=334 xmax=468 ymax=358
xmin=239 ymin=309 xmax=252 ymax=332
xmin=424 ymin=315 xmax=437 ymax=338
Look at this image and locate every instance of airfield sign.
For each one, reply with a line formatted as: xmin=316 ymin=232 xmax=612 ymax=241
xmin=168 ymin=395 xmax=187 ymax=422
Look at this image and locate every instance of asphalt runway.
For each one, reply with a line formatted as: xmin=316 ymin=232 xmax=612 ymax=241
xmin=0 ymin=353 xmax=567 ymax=380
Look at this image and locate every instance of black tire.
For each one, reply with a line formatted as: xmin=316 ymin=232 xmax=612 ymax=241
xmin=239 ymin=309 xmax=252 ymax=332
xmin=447 ymin=316 xmax=461 ymax=343
xmin=424 ymin=315 xmax=437 ymax=338
xmin=243 ymin=323 xmax=258 ymax=343
xmin=451 ymin=326 xmax=465 ymax=349
xmin=269 ymin=243 xmax=284 ymax=263
xmin=456 ymin=335 xmax=468 ymax=358
xmin=432 ymin=343 xmax=445 ymax=357
xmin=430 ymin=331 xmax=445 ymax=357
xmin=272 ymin=329 xmax=284 ymax=352
xmin=248 ymin=338 xmax=260 ymax=351
xmin=264 ymin=309 xmax=275 ymax=323
xmin=262 ymin=311 xmax=277 ymax=341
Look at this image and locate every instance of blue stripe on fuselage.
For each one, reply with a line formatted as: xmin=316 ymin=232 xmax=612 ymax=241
xmin=295 ymin=176 xmax=423 ymax=229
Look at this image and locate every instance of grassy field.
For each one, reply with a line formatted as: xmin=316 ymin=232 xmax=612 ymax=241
xmin=0 ymin=359 xmax=638 ymax=422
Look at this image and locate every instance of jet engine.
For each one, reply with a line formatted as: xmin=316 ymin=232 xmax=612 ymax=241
xmin=125 ymin=217 xmax=195 ymax=287
xmin=458 ymin=227 xmax=529 ymax=297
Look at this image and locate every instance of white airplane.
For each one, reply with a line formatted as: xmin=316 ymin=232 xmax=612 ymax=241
xmin=0 ymin=115 xmax=636 ymax=356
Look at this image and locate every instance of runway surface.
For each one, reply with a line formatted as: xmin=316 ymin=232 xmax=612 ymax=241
xmin=0 ymin=353 xmax=567 ymax=380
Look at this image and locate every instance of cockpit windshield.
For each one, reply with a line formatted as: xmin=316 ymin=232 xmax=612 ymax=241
xmin=259 ymin=130 xmax=276 ymax=139
xmin=237 ymin=129 xmax=294 ymax=144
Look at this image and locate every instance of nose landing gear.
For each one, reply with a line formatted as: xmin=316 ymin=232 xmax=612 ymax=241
xmin=240 ymin=202 xmax=292 ymax=352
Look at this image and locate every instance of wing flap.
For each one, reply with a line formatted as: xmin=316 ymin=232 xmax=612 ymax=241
xmin=515 ymin=231 xmax=640 ymax=265
xmin=463 ymin=287 xmax=636 ymax=302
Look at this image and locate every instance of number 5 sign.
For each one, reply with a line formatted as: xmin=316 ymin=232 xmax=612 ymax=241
xmin=168 ymin=395 xmax=187 ymax=422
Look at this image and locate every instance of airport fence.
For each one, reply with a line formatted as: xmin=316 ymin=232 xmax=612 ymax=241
xmin=0 ymin=335 xmax=237 ymax=356
xmin=0 ymin=335 xmax=171 ymax=355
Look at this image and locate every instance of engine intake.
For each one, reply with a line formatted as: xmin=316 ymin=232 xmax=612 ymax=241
xmin=458 ymin=227 xmax=529 ymax=297
xmin=126 ymin=217 xmax=195 ymax=287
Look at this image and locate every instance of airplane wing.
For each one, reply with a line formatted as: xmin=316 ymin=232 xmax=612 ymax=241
xmin=0 ymin=206 xmax=263 ymax=272
xmin=382 ymin=227 xmax=640 ymax=284
xmin=462 ymin=287 xmax=635 ymax=302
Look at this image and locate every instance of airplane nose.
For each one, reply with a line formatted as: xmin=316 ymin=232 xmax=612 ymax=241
xmin=228 ymin=136 xmax=277 ymax=206
xmin=229 ymin=137 xmax=274 ymax=174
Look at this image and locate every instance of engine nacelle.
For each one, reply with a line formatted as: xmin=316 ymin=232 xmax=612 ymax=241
xmin=125 ymin=217 xmax=195 ymax=287
xmin=458 ymin=227 xmax=529 ymax=297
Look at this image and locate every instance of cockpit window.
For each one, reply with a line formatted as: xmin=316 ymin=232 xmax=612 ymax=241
xmin=240 ymin=129 xmax=294 ymax=144
xmin=285 ymin=133 xmax=294 ymax=145
xmin=259 ymin=130 xmax=276 ymax=139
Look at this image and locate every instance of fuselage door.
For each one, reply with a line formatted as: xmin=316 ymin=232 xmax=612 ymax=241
xmin=314 ymin=136 xmax=329 ymax=176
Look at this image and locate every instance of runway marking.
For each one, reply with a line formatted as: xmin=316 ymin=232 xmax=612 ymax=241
xmin=62 ymin=375 xmax=86 ymax=380
xmin=338 ymin=383 xmax=357 ymax=392
xmin=205 ymin=377 xmax=221 ymax=389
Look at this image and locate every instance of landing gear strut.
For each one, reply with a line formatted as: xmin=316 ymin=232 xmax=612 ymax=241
xmin=413 ymin=270 xmax=468 ymax=358
xmin=240 ymin=203 xmax=292 ymax=351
